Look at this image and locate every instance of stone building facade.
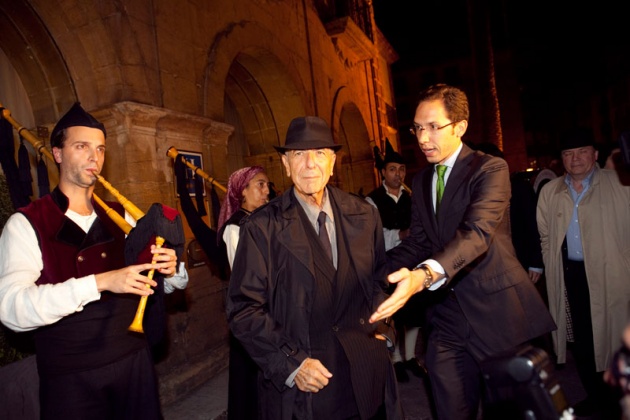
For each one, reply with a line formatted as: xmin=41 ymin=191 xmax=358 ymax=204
xmin=0 ymin=0 xmax=399 ymax=410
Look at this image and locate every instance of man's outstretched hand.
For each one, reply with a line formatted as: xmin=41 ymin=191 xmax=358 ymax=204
xmin=369 ymin=267 xmax=424 ymax=323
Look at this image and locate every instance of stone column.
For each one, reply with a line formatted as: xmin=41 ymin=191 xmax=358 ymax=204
xmin=92 ymin=101 xmax=234 ymax=213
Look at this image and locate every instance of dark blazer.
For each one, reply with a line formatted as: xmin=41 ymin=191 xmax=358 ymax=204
xmin=509 ymin=176 xmax=543 ymax=270
xmin=388 ymin=144 xmax=555 ymax=352
xmin=226 ymin=186 xmax=401 ymax=420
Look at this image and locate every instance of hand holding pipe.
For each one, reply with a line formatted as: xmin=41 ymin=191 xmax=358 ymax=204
xmin=94 ymin=174 xmax=166 ymax=333
xmin=127 ymin=236 xmax=165 ymax=333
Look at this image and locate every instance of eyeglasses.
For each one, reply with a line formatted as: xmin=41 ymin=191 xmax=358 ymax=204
xmin=409 ymin=121 xmax=458 ymax=137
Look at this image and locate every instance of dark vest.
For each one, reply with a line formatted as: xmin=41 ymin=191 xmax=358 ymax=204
xmin=218 ymin=208 xmax=250 ymax=271
xmin=218 ymin=208 xmax=250 ymax=249
xmin=19 ymin=188 xmax=147 ymax=375
xmin=367 ymin=186 xmax=411 ymax=230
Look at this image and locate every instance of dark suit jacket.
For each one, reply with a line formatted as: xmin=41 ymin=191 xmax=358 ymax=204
xmin=388 ymin=144 xmax=555 ymax=352
xmin=226 ymin=186 xmax=401 ymax=420
xmin=509 ymin=176 xmax=543 ymax=270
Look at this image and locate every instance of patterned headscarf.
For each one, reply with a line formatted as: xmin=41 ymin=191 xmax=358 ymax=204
xmin=217 ymin=166 xmax=265 ymax=232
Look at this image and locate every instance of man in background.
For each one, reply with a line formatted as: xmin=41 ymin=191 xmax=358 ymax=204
xmin=537 ymin=127 xmax=630 ymax=417
xmin=366 ymin=139 xmax=427 ymax=383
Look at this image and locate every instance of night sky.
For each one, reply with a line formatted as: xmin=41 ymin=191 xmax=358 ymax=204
xmin=373 ymin=0 xmax=628 ymax=73
xmin=372 ymin=0 xmax=630 ymax=142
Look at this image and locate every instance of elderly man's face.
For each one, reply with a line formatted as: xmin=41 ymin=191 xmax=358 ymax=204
xmin=282 ymin=148 xmax=336 ymax=202
xmin=561 ymin=146 xmax=598 ymax=180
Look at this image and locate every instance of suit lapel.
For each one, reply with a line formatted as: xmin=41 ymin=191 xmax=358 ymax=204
xmin=437 ymin=145 xmax=474 ymax=223
xmin=421 ymin=168 xmax=439 ymax=235
xmin=331 ymin=198 xmax=348 ymax=302
xmin=275 ymin=189 xmax=318 ymax=279
xmin=328 ymin=187 xmax=373 ymax=305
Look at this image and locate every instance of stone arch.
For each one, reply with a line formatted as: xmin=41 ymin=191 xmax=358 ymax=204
xmin=201 ymin=20 xmax=309 ymax=120
xmin=331 ymin=87 xmax=376 ymax=196
xmin=0 ymin=0 xmax=75 ymax=123
xmin=201 ymin=20 xmax=311 ymax=192
xmin=223 ymin=47 xmax=305 ymax=192
xmin=2 ymin=0 xmax=164 ymax=119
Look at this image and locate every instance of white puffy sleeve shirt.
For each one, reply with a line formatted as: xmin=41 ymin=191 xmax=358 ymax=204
xmin=0 ymin=212 xmax=188 ymax=332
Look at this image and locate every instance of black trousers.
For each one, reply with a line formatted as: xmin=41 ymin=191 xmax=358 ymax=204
xmin=563 ymin=260 xmax=605 ymax=399
xmin=563 ymin=255 xmax=622 ymax=418
xmin=425 ymin=292 xmax=499 ymax=420
xmin=227 ymin=332 xmax=259 ymax=420
xmin=39 ymin=347 xmax=161 ymax=420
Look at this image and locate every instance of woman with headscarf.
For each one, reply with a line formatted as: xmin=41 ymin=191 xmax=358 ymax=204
xmin=217 ymin=166 xmax=270 ymax=268
xmin=217 ymin=165 xmax=269 ymax=420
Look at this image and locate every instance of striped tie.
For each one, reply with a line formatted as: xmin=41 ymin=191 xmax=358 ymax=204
xmin=317 ymin=211 xmax=333 ymax=261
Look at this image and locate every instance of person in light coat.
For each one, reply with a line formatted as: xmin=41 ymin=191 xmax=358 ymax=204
xmin=537 ymin=127 xmax=630 ymax=416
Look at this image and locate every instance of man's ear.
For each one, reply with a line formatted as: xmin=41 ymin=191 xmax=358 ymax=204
xmin=52 ymin=147 xmax=62 ymax=164
xmin=281 ymin=154 xmax=291 ymax=177
xmin=456 ymin=120 xmax=468 ymax=138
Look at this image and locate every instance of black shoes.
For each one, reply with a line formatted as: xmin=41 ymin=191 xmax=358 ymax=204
xmin=571 ymin=394 xmax=623 ymax=419
xmin=405 ymin=358 xmax=428 ymax=378
xmin=394 ymin=358 xmax=428 ymax=382
xmin=394 ymin=362 xmax=409 ymax=382
xmin=571 ymin=397 xmax=601 ymax=418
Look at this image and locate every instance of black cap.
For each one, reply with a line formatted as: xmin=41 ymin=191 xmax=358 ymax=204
xmin=373 ymin=145 xmax=384 ymax=170
xmin=559 ymin=127 xmax=596 ymax=152
xmin=50 ymin=102 xmax=106 ymax=148
xmin=382 ymin=138 xmax=404 ymax=166
xmin=274 ymin=116 xmax=342 ymax=153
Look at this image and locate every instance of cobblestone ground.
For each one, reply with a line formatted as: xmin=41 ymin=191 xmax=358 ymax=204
xmin=164 ymin=346 xmax=588 ymax=420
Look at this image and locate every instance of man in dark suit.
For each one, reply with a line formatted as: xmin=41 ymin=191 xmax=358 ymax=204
xmin=471 ymin=142 xmax=544 ymax=283
xmin=226 ymin=116 xmax=402 ymax=420
xmin=369 ymin=84 xmax=556 ymax=420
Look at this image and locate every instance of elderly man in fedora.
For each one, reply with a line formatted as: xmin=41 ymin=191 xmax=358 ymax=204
xmin=226 ymin=116 xmax=402 ymax=420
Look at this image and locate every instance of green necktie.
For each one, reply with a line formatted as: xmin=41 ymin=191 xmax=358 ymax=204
xmin=436 ymin=164 xmax=447 ymax=213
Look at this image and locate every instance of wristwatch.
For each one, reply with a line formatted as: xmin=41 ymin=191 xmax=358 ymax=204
xmin=418 ymin=265 xmax=433 ymax=289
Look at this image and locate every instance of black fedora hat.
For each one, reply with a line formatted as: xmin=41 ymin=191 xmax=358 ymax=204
xmin=274 ymin=116 xmax=342 ymax=153
xmin=559 ymin=127 xmax=596 ymax=152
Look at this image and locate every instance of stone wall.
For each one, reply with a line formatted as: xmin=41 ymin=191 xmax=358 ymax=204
xmin=0 ymin=0 xmax=398 ymax=413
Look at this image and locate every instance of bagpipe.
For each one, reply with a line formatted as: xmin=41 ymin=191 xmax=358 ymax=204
xmin=0 ymin=102 xmax=184 ymax=335
xmin=165 ymin=146 xmax=230 ymax=276
xmin=166 ymin=146 xmax=226 ymax=194
xmin=93 ymin=176 xmax=184 ymax=334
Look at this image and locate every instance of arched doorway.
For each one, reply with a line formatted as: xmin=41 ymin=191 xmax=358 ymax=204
xmin=332 ymin=98 xmax=375 ymax=197
xmin=223 ymin=48 xmax=305 ymax=193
